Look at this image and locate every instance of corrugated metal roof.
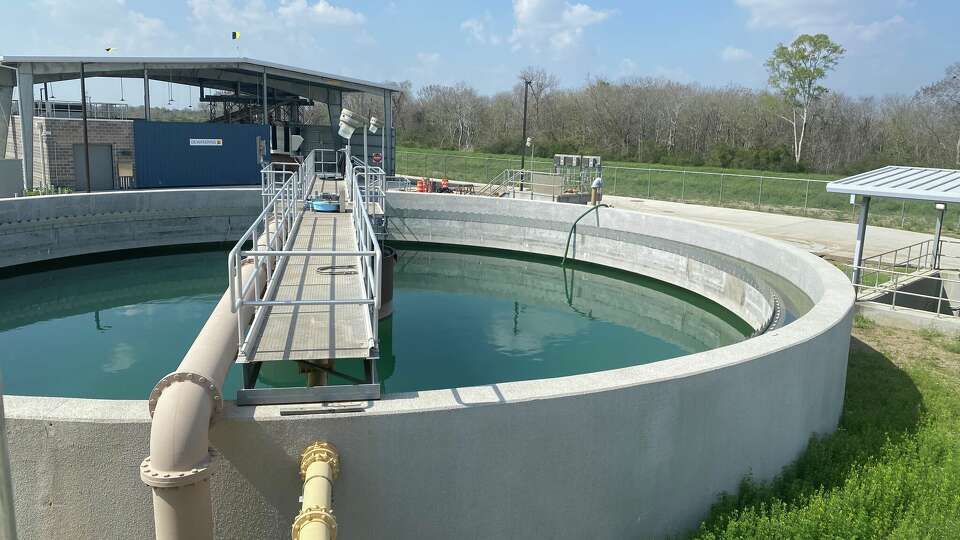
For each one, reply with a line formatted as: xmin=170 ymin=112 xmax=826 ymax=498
xmin=0 ymin=55 xmax=401 ymax=94
xmin=826 ymin=165 xmax=960 ymax=203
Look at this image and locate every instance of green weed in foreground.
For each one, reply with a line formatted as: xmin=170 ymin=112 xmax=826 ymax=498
xmin=692 ymin=328 xmax=960 ymax=539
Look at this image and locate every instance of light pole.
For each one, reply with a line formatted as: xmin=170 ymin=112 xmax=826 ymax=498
xmin=519 ymin=78 xmax=531 ymax=191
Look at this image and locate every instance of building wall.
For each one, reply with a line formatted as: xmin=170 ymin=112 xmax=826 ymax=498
xmin=3 ymin=117 xmax=44 ymax=189
xmin=4 ymin=117 xmax=134 ymax=191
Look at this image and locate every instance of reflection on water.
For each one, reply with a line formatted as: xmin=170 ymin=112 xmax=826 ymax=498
xmin=0 ymin=244 xmax=753 ymax=399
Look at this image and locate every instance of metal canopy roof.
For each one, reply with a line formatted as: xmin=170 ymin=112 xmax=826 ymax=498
xmin=0 ymin=55 xmax=400 ymax=96
xmin=826 ymin=165 xmax=960 ymax=204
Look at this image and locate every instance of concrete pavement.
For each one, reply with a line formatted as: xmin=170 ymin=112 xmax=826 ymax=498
xmin=605 ymin=195 xmax=945 ymax=261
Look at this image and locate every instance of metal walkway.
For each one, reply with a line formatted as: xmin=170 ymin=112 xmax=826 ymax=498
xmin=228 ymin=149 xmax=386 ymax=405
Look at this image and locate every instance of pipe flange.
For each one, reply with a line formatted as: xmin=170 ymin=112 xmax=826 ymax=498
xmin=300 ymin=441 xmax=340 ymax=480
xmin=148 ymin=371 xmax=223 ymax=419
xmin=140 ymin=448 xmax=217 ymax=489
xmin=291 ymin=506 xmax=337 ymax=540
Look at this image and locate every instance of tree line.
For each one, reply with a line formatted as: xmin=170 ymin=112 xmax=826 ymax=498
xmin=382 ymin=35 xmax=960 ymax=175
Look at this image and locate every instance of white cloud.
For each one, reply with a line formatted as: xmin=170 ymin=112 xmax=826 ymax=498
xmin=734 ymin=0 xmax=907 ymax=43
xmin=653 ymin=66 xmax=691 ymax=83
xmin=510 ymin=0 xmax=611 ymax=53
xmin=619 ymin=58 xmax=639 ymax=77
xmin=276 ymin=0 xmax=365 ymax=26
xmin=22 ymin=0 xmax=173 ymax=55
xmin=461 ymin=15 xmax=502 ymax=45
xmin=416 ymin=52 xmax=440 ymax=66
xmin=720 ymin=46 xmax=753 ymax=62
xmin=852 ymin=15 xmax=905 ymax=41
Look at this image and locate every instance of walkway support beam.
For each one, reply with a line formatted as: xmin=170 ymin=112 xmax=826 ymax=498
xmin=292 ymin=442 xmax=339 ymax=540
xmin=142 ymin=259 xmax=262 ymax=540
xmin=852 ymin=195 xmax=871 ymax=285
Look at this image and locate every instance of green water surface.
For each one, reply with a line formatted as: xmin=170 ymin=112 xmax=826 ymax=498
xmin=0 ymin=244 xmax=752 ymax=399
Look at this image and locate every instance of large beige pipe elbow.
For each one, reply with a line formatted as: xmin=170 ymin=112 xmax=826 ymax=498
xmin=292 ymin=442 xmax=339 ymax=540
xmin=141 ymin=259 xmax=261 ymax=540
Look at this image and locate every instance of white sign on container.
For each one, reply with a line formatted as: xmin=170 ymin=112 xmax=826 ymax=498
xmin=189 ymin=138 xmax=223 ymax=146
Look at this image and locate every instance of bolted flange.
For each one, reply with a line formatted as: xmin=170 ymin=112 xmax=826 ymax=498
xmin=140 ymin=448 xmax=218 ymax=489
xmin=291 ymin=506 xmax=336 ymax=540
xmin=148 ymin=371 xmax=223 ymax=420
xmin=299 ymin=441 xmax=340 ymax=480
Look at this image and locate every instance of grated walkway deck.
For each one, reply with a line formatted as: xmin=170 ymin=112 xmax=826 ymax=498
xmin=249 ymin=210 xmax=372 ymax=362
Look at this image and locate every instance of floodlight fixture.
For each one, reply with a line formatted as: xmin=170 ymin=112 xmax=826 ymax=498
xmin=338 ymin=108 xmax=363 ymax=139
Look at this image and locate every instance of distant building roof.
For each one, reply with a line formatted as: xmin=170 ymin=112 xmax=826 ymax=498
xmin=826 ymin=165 xmax=960 ymax=204
xmin=0 ymin=55 xmax=400 ymax=95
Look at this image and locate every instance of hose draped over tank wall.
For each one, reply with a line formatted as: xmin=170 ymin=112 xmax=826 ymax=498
xmin=140 ymin=259 xmax=262 ymax=540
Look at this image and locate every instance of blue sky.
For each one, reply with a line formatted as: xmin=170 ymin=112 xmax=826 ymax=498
xmin=1 ymin=0 xmax=957 ymax=103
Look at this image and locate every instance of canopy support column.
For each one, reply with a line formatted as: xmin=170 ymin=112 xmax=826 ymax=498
xmin=383 ymin=90 xmax=393 ymax=176
xmin=16 ymin=64 xmax=34 ymax=190
xmin=262 ymin=69 xmax=268 ymax=125
xmin=852 ymin=196 xmax=871 ymax=285
xmin=143 ymin=67 xmax=151 ymax=121
xmin=933 ymin=203 xmax=946 ymax=269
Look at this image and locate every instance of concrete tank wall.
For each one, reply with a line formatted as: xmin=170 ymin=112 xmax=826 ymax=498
xmin=0 ymin=187 xmax=261 ymax=267
xmin=2 ymin=191 xmax=854 ymax=539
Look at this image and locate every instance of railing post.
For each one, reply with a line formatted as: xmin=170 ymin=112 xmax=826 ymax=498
xmin=719 ymin=173 xmax=724 ymax=206
xmin=680 ymin=170 xmax=686 ymax=203
xmin=900 ymin=200 xmax=906 ymax=228
xmin=443 ymin=155 xmax=447 ymax=178
xmin=647 ymin=169 xmax=652 ymax=199
xmin=612 ymin=167 xmax=618 ymax=196
xmin=803 ymin=180 xmax=810 ymax=215
xmin=757 ymin=176 xmax=764 ymax=209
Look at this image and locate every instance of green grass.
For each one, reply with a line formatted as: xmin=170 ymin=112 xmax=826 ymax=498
xmin=690 ymin=324 xmax=960 ymax=538
xmin=396 ymin=147 xmax=954 ymax=235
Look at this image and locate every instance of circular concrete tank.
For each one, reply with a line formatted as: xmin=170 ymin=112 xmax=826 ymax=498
xmin=0 ymin=189 xmax=853 ymax=539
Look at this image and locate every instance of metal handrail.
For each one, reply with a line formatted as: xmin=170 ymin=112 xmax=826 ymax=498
xmin=846 ymin=262 xmax=960 ymax=317
xmin=478 ymin=169 xmax=580 ymax=201
xmin=228 ymin=147 xmax=382 ymax=360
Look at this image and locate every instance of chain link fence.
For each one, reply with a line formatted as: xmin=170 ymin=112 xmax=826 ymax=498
xmin=396 ymin=150 xmax=955 ymax=235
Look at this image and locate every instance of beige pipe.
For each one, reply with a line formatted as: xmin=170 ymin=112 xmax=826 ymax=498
xmin=141 ymin=258 xmax=263 ymax=540
xmin=292 ymin=442 xmax=339 ymax=540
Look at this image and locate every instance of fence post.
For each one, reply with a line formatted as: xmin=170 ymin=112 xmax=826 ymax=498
xmin=757 ymin=176 xmax=764 ymax=209
xmin=612 ymin=167 xmax=618 ymax=196
xmin=901 ymin=200 xmax=907 ymax=228
xmin=422 ymin=153 xmax=427 ymax=177
xmin=443 ymin=155 xmax=448 ymax=178
xmin=803 ymin=180 xmax=810 ymax=215
xmin=680 ymin=170 xmax=686 ymax=203
xmin=484 ymin=159 xmax=489 ymax=183
xmin=719 ymin=173 xmax=724 ymax=206
xmin=647 ymin=169 xmax=652 ymax=199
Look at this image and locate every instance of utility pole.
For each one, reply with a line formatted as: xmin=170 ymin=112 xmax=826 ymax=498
xmin=519 ymin=78 xmax=531 ymax=191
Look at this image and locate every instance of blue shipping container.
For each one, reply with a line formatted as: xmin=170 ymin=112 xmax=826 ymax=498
xmin=133 ymin=120 xmax=269 ymax=188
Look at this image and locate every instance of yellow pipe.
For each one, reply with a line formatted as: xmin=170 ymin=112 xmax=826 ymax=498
xmin=292 ymin=442 xmax=339 ymax=540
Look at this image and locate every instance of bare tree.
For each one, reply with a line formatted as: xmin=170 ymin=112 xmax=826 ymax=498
xmin=920 ymin=63 xmax=960 ymax=165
